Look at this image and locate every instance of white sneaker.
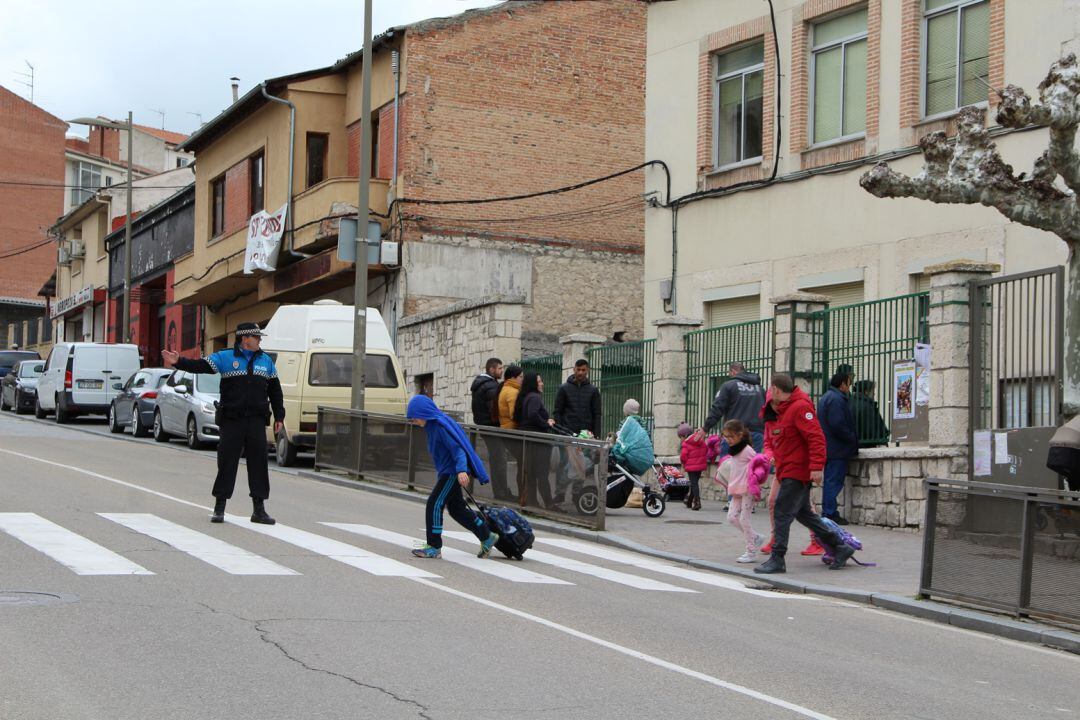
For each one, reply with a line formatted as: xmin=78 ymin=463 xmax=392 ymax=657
xmin=736 ymin=552 xmax=756 ymax=563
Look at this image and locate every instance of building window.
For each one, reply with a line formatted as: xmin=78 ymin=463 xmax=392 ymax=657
xmin=924 ymin=0 xmax=990 ymax=117
xmin=714 ymin=42 xmax=765 ymax=168
xmin=306 ymin=133 xmax=328 ymax=188
xmin=72 ymin=161 xmax=102 ymax=206
xmin=249 ymin=151 xmax=265 ymax=214
xmin=211 ymin=176 xmax=226 ymax=237
xmin=177 ymin=157 xmax=189 ymax=168
xmin=704 ymin=295 xmax=761 ymax=328
xmin=999 ymin=377 xmax=1055 ymax=429
xmin=181 ymin=304 xmax=197 ymax=350
xmin=811 ymin=9 xmax=868 ymax=144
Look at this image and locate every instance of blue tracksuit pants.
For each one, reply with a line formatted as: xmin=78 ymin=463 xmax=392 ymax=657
xmin=426 ymin=474 xmax=491 ymax=548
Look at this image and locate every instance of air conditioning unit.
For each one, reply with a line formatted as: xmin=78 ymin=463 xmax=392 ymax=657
xmin=69 ymin=240 xmax=85 ymax=258
xmin=58 ymin=246 xmax=71 ymax=266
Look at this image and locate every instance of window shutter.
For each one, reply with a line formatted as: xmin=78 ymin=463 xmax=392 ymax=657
xmin=705 ymin=295 xmax=761 ymax=328
xmin=912 ymin=273 xmax=932 ymax=294
xmin=925 ymin=11 xmax=959 ymax=115
xmin=961 ymin=2 xmax=990 ymax=105
xmin=843 ymin=39 xmax=868 ymax=135
xmin=805 ymin=281 xmax=864 ymax=309
xmin=814 ymin=46 xmax=843 ymax=143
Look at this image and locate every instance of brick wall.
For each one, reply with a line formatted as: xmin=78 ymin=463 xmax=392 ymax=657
xmin=346 ymin=102 xmax=401 ymax=180
xmin=398 ymin=0 xmax=646 ymax=251
xmin=223 ymin=157 xmax=251 ymax=235
xmin=0 ymin=86 xmax=66 ymax=301
xmin=88 ymin=126 xmax=120 ymax=162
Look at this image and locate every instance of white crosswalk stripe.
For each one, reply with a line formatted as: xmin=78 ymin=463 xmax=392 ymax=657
xmin=322 ymin=523 xmax=573 ymax=585
xmin=223 ymin=513 xmax=439 ymax=578
xmin=533 ymin=537 xmax=815 ymax=599
xmin=0 ymin=512 xmax=152 ymax=575
xmin=100 ymin=513 xmax=299 ymax=576
xmin=442 ymin=530 xmax=697 ymax=593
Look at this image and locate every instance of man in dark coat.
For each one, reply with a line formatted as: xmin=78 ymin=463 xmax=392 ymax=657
xmin=851 ymin=379 xmax=888 ymax=448
xmin=816 ymin=372 xmax=859 ymax=525
xmin=470 ymin=357 xmax=511 ymax=500
xmin=552 ymin=359 xmax=601 ymax=506
xmin=694 ymin=362 xmax=766 ymax=451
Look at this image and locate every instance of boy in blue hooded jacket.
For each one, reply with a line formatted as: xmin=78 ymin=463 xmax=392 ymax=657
xmin=407 ymin=395 xmax=499 ymax=559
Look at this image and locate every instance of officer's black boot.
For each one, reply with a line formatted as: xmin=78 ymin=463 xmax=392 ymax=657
xmin=211 ymin=497 xmax=226 ymax=523
xmin=251 ymin=498 xmax=276 ymax=525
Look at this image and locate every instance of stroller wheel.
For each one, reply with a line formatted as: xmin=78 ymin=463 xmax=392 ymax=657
xmin=576 ymin=489 xmax=600 ymax=516
xmin=643 ymin=493 xmax=665 ymax=518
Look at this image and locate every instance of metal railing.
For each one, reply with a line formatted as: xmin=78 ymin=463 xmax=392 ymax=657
xmin=920 ymin=478 xmax=1080 ymax=625
xmin=520 ymin=352 xmax=562 ymax=410
xmin=810 ymin=292 xmax=929 ymax=446
xmin=587 ymin=339 xmax=655 ymax=438
xmin=314 ymin=407 xmax=609 ymax=530
xmin=684 ymin=319 xmax=774 ymax=428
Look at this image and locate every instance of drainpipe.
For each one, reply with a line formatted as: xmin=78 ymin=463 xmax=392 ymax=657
xmin=260 ymin=82 xmax=309 ymax=259
xmin=390 ymin=50 xmax=401 ymax=202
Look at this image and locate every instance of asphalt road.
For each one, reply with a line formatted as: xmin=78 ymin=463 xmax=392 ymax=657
xmin=1 ymin=411 xmax=1078 ymax=720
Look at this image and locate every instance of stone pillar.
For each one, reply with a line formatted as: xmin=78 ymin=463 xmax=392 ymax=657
xmin=926 ymin=261 xmax=1000 ymax=450
xmin=771 ymin=292 xmax=830 ymax=393
xmin=651 ymin=317 xmax=702 ymax=457
xmin=560 ymin=333 xmax=606 ymax=377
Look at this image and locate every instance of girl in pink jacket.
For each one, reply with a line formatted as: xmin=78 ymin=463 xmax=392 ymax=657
xmin=715 ymin=419 xmax=765 ymax=563
xmin=678 ymin=422 xmax=707 ymax=510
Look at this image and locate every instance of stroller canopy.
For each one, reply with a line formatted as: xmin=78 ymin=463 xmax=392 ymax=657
xmin=612 ymin=416 xmax=655 ymax=475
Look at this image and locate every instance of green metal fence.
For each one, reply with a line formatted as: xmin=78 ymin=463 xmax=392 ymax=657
xmin=520 ymin=353 xmax=562 ymax=411
xmin=684 ymin=319 xmax=774 ymax=428
xmin=809 ymin=292 xmax=930 ymax=446
xmin=586 ymin=340 xmax=655 ymax=438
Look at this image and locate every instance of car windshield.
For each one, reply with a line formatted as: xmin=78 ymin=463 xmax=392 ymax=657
xmin=196 ymin=373 xmax=221 ymax=394
xmin=308 ymin=353 xmax=399 ymax=388
xmin=19 ymin=363 xmax=43 ymax=378
xmin=0 ymin=352 xmax=38 ymax=368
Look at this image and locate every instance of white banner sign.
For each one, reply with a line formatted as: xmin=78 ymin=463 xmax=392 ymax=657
xmin=243 ymin=203 xmax=288 ymax=275
xmin=51 ymin=285 xmax=94 ymax=318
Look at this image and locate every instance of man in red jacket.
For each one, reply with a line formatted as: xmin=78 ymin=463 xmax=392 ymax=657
xmin=755 ymin=373 xmax=853 ymax=574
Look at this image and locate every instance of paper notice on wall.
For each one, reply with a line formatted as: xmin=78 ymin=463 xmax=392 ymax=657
xmin=893 ymin=361 xmax=916 ymax=420
xmin=915 ymin=367 xmax=931 ymax=406
xmin=243 ymin=203 xmax=288 ymax=274
xmin=994 ymin=432 xmax=1010 ymax=464
xmin=973 ymin=430 xmax=992 ymax=476
xmin=914 ymin=343 xmax=931 ymax=369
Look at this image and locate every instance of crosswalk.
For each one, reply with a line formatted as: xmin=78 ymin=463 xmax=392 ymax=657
xmin=0 ymin=511 xmax=801 ymax=600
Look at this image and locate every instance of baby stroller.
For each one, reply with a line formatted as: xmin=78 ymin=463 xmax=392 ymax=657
xmin=655 ymin=462 xmax=690 ymax=503
xmin=574 ymin=416 xmax=666 ymax=518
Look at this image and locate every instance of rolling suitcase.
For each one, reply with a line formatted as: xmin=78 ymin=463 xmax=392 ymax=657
xmin=465 ymin=488 xmax=535 ymax=560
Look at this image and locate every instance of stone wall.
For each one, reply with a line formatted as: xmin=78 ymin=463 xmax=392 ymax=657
xmin=843 ymin=447 xmax=967 ymax=530
xmin=396 ymin=295 xmax=524 ymax=418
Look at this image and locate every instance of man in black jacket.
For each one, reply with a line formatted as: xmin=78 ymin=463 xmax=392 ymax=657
xmin=694 ymin=362 xmax=766 ymax=451
xmin=470 ymin=358 xmax=511 ymax=500
xmin=163 ymin=322 xmax=284 ymax=524
xmin=553 ymin=359 xmax=601 ymax=506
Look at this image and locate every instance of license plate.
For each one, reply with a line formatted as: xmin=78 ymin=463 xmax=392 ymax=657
xmin=76 ymin=379 xmax=103 ymax=389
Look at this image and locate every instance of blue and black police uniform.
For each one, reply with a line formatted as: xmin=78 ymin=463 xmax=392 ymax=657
xmin=174 ymin=324 xmax=285 ymax=507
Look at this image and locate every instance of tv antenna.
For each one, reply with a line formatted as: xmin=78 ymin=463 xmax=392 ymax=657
xmin=14 ymin=61 xmax=34 ymax=103
xmin=186 ymin=111 xmax=204 ymax=126
xmin=148 ymin=108 xmax=166 ymax=129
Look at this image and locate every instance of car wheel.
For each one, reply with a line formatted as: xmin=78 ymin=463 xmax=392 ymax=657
xmin=276 ymin=433 xmax=298 ymax=467
xmin=131 ymin=404 xmax=149 ymax=437
xmin=14 ymin=390 xmax=28 ymax=415
xmin=0 ymin=391 xmax=10 ymax=412
xmin=152 ymin=410 xmax=170 ymax=442
xmin=54 ymin=395 xmax=70 ymax=424
xmin=34 ymin=398 xmax=47 ymax=419
xmin=186 ymin=415 xmax=204 ymax=450
xmin=108 ymin=403 xmax=123 ymax=433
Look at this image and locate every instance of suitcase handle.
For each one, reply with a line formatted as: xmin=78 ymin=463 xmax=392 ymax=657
xmin=461 ymin=485 xmax=490 ymax=524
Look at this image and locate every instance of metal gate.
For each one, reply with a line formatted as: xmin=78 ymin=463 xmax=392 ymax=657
xmin=969 ymin=267 xmax=1064 ymax=485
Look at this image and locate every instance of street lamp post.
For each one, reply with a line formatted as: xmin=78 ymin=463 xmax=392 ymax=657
xmin=351 ymin=0 xmax=374 ymax=411
xmin=67 ymin=114 xmax=134 ymax=343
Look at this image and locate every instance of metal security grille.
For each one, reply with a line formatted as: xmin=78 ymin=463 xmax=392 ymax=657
xmin=586 ymin=340 xmax=655 ymax=438
xmin=970 ymin=267 xmax=1064 ymax=432
xmin=684 ymin=319 xmax=774 ymax=428
xmin=921 ymin=478 xmax=1080 ymax=625
xmin=810 ymin=292 xmax=929 ymax=446
xmin=520 ymin=353 xmax=562 ymax=411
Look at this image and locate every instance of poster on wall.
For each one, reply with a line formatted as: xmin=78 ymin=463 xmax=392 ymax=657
xmin=914 ymin=342 xmax=931 ymax=406
xmin=243 ymin=203 xmax=288 ymax=274
xmin=893 ymin=360 xmax=916 ymax=420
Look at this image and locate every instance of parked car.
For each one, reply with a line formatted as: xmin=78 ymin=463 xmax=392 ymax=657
xmin=153 ymin=369 xmax=221 ymax=449
xmin=0 ymin=350 xmax=41 ymax=379
xmin=1 ymin=359 xmax=45 ymax=414
xmin=108 ymin=368 xmax=172 ymax=437
xmin=36 ymin=343 xmax=142 ymax=423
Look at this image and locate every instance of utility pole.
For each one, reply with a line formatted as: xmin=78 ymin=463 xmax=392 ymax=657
xmin=351 ymin=0 xmax=373 ymax=410
xmin=123 ymin=110 xmax=133 ymax=343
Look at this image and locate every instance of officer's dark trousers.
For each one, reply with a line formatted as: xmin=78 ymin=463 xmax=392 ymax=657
xmin=214 ymin=415 xmax=270 ymax=500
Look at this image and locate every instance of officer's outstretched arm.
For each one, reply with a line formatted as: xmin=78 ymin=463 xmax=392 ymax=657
xmin=174 ymin=356 xmax=218 ymax=374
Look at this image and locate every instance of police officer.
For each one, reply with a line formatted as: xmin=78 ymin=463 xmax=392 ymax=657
xmin=163 ymin=322 xmax=285 ymax=524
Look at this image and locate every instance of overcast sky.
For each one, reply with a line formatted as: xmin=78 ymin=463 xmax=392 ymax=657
xmin=0 ymin=0 xmax=501 ymax=137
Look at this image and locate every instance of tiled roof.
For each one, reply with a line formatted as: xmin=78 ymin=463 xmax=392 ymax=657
xmin=131 ymin=124 xmax=188 ymax=146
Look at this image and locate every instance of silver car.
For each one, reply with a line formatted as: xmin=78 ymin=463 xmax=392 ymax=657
xmin=1 ymin=360 xmax=44 ymax=414
xmin=153 ymin=370 xmax=220 ymax=449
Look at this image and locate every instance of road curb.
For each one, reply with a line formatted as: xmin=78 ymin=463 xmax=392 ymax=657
xmin=298 ymin=467 xmax=1080 ymax=655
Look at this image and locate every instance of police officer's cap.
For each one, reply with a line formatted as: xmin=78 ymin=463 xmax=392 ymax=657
xmin=235 ymin=322 xmax=266 ymax=338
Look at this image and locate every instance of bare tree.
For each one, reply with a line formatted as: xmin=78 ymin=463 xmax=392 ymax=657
xmin=861 ymin=54 xmax=1080 ymax=418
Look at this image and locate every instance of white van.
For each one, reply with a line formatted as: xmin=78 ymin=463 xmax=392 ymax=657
xmin=260 ymin=300 xmax=407 ymax=465
xmin=36 ymin=343 xmax=142 ymax=423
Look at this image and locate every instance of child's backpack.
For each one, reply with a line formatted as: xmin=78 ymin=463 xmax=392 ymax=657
xmin=705 ymin=434 xmax=722 ymax=463
xmin=485 ymin=505 xmax=535 ymax=561
xmin=819 ymin=517 xmax=876 ymax=567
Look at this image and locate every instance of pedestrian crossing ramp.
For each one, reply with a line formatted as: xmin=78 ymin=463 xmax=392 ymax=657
xmin=0 ymin=512 xmax=805 ymax=599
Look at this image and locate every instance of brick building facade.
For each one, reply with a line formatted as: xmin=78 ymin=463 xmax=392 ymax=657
xmin=0 ymin=85 xmax=67 ymax=347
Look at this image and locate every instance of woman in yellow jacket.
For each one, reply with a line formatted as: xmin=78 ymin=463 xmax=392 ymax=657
xmin=498 ymin=365 xmax=524 ymax=501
